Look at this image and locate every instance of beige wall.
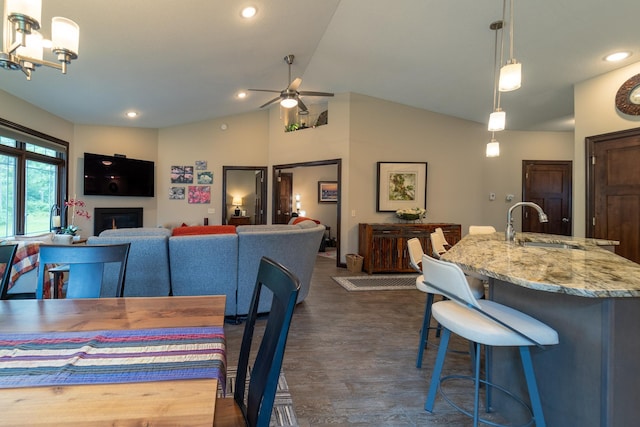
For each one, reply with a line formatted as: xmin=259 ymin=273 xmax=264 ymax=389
xmin=157 ymin=110 xmax=269 ymax=227
xmin=1 ymin=88 xmax=576 ymax=258
xmin=71 ymin=125 xmax=159 ymax=236
xmin=573 ymin=60 xmax=640 ymax=236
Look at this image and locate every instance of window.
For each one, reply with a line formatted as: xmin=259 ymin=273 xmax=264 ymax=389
xmin=0 ymin=119 xmax=68 ymax=238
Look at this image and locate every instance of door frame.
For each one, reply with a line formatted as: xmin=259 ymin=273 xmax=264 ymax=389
xmin=586 ymin=126 xmax=640 ymax=237
xmin=273 ymin=159 xmax=342 ymax=267
xmin=222 ymin=166 xmax=267 ymax=226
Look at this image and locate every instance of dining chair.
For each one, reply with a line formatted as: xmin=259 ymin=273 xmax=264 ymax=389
xmin=36 ymin=243 xmax=131 ymax=299
xmin=433 ymin=227 xmax=451 ymax=248
xmin=214 ymin=256 xmax=301 ymax=427
xmin=423 ymin=254 xmax=558 ymax=427
xmin=0 ymin=244 xmax=20 ymax=300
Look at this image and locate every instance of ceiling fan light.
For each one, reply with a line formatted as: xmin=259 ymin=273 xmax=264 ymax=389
xmin=280 ymin=97 xmax=298 ymax=108
xmin=486 ymin=139 xmax=500 ymax=157
xmin=499 ymin=60 xmax=521 ymax=92
xmin=488 ymin=109 xmax=506 ymax=131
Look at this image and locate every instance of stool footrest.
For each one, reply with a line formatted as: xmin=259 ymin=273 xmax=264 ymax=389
xmin=438 ymin=374 xmax=535 ymax=427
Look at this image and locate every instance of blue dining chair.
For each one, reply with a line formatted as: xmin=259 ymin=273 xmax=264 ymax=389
xmin=0 ymin=244 xmax=20 ymax=300
xmin=214 ymin=256 xmax=300 ymax=427
xmin=36 ymin=243 xmax=131 ymax=299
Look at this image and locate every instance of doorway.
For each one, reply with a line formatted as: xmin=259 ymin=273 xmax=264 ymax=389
xmin=222 ymin=166 xmax=267 ymax=226
xmin=273 ymin=159 xmax=342 ymax=267
xmin=522 ymin=160 xmax=572 ymax=236
xmin=586 ymin=128 xmax=640 ymax=263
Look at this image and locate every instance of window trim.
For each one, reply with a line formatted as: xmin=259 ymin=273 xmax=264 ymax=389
xmin=0 ymin=117 xmax=69 ymax=236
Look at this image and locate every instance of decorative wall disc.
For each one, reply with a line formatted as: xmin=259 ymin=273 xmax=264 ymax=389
xmin=615 ymin=73 xmax=640 ymax=116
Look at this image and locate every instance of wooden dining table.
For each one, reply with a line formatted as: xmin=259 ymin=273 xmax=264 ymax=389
xmin=0 ymin=295 xmax=226 ymax=426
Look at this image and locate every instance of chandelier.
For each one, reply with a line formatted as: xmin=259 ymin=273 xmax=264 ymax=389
xmin=0 ymin=0 xmax=79 ymax=80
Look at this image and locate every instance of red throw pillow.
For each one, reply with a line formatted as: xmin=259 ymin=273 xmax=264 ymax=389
xmin=172 ymin=225 xmax=237 ymax=236
xmin=292 ymin=216 xmax=321 ymax=225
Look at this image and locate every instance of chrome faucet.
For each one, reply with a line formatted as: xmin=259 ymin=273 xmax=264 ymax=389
xmin=506 ymin=202 xmax=548 ymax=242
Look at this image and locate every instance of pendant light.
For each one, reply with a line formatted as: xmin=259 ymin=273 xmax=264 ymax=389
xmin=486 ymin=134 xmax=500 ymax=157
xmin=488 ymin=20 xmax=506 ymax=132
xmin=499 ymin=0 xmax=521 ymax=92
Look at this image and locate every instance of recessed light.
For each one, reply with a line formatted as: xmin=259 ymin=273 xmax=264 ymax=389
xmin=236 ymin=91 xmax=247 ymax=99
xmin=126 ymin=111 xmax=138 ymax=118
xmin=604 ymin=51 xmax=631 ymax=62
xmin=241 ymin=6 xmax=257 ymax=19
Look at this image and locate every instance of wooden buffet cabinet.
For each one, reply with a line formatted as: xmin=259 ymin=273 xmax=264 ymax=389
xmin=358 ymin=223 xmax=461 ymax=274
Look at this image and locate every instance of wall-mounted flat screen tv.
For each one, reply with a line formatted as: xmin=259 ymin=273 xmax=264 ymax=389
xmin=84 ymin=152 xmax=155 ymax=197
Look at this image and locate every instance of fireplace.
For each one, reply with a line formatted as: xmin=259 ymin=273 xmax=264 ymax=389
xmin=94 ymin=208 xmax=143 ymax=236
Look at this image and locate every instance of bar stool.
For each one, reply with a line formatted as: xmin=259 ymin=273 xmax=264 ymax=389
xmin=423 ymin=255 xmax=558 ymax=427
xmin=407 ymin=238 xmax=484 ymax=368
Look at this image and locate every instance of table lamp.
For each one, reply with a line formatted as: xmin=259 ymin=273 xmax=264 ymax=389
xmin=232 ymin=197 xmax=242 ymax=216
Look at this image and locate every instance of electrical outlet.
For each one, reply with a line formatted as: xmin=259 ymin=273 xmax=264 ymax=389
xmin=489 ymin=192 xmax=496 ymax=201
xmin=351 ymin=210 xmax=356 ymax=217
xmin=208 ymin=208 xmax=215 ymax=214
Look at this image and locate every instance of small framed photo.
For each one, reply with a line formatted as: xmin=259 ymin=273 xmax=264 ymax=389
xmin=197 ymin=171 xmax=213 ymax=184
xmin=169 ymin=187 xmax=185 ymax=200
xmin=171 ymin=166 xmax=194 ymax=184
xmin=376 ymin=162 xmax=427 ymax=212
xmin=318 ymin=181 xmax=338 ymax=203
xmin=195 ymin=160 xmax=208 ymax=170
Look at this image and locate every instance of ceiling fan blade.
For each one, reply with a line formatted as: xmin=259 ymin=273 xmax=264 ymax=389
xmin=298 ymin=91 xmax=335 ymax=97
xmin=297 ymin=98 xmax=308 ymax=112
xmin=259 ymin=97 xmax=282 ymax=108
xmin=248 ymin=89 xmax=281 ymax=93
xmin=287 ymin=77 xmax=302 ymax=91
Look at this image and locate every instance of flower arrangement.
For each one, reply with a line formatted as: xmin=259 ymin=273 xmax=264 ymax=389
xmin=396 ymin=207 xmax=426 ymax=221
xmin=61 ymin=196 xmax=91 ymax=235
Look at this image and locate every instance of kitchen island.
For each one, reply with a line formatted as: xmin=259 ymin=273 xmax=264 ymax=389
xmin=441 ymin=232 xmax=639 ymax=427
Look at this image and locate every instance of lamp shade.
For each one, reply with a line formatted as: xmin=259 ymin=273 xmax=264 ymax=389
xmin=486 ymin=139 xmax=500 ymax=157
xmin=16 ymin=30 xmax=43 ymax=60
xmin=488 ymin=109 xmax=506 ymax=131
xmin=51 ymin=16 xmax=80 ymax=54
xmin=6 ymin=0 xmax=41 ymax=22
xmin=499 ymin=61 xmax=521 ymax=92
xmin=232 ymin=197 xmax=242 ymax=206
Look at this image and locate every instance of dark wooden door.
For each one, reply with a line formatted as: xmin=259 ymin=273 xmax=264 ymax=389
xmin=274 ymin=173 xmax=293 ymax=224
xmin=522 ymin=160 xmax=572 ymax=236
xmin=587 ymin=129 xmax=640 ymax=263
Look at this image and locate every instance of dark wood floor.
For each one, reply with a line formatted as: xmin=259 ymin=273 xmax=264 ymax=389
xmin=223 ymin=255 xmax=511 ymax=426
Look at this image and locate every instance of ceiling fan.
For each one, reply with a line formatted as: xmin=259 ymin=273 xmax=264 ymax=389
xmin=249 ymin=54 xmax=334 ymax=112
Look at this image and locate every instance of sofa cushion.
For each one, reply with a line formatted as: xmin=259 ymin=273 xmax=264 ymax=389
xmin=290 ymin=216 xmax=321 ymax=225
xmin=171 ymin=225 xmax=236 ymax=236
xmin=87 ymin=235 xmax=171 ymax=297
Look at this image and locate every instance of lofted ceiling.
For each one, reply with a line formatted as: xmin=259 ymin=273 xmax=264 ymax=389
xmin=0 ymin=0 xmax=639 ymax=131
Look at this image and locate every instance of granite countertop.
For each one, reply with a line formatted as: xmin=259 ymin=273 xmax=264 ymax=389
xmin=440 ymin=232 xmax=640 ymax=298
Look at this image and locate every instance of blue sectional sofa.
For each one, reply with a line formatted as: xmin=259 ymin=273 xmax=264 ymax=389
xmin=88 ymin=222 xmax=324 ymax=317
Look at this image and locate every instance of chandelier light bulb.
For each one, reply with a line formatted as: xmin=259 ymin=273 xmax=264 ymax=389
xmin=488 ymin=109 xmax=506 ymax=131
xmin=499 ymin=60 xmax=521 ymax=92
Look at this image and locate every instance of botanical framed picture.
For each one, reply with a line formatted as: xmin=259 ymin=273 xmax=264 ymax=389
xmin=188 ymin=186 xmax=211 ymax=204
xmin=376 ymin=162 xmax=427 ymax=212
xmin=171 ymin=166 xmax=194 ymax=184
xmin=197 ymin=171 xmax=213 ymax=184
xmin=318 ymin=181 xmax=338 ymax=203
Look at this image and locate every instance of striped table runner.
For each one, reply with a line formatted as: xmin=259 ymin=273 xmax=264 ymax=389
xmin=0 ymin=326 xmax=226 ymax=389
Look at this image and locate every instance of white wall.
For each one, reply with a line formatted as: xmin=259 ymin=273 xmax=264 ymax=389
xmin=574 ymin=60 xmax=640 ymax=236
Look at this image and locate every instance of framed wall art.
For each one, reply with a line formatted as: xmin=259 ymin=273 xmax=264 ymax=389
xmin=376 ymin=162 xmax=427 ymax=212
xmin=318 ymin=181 xmax=338 ymax=203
